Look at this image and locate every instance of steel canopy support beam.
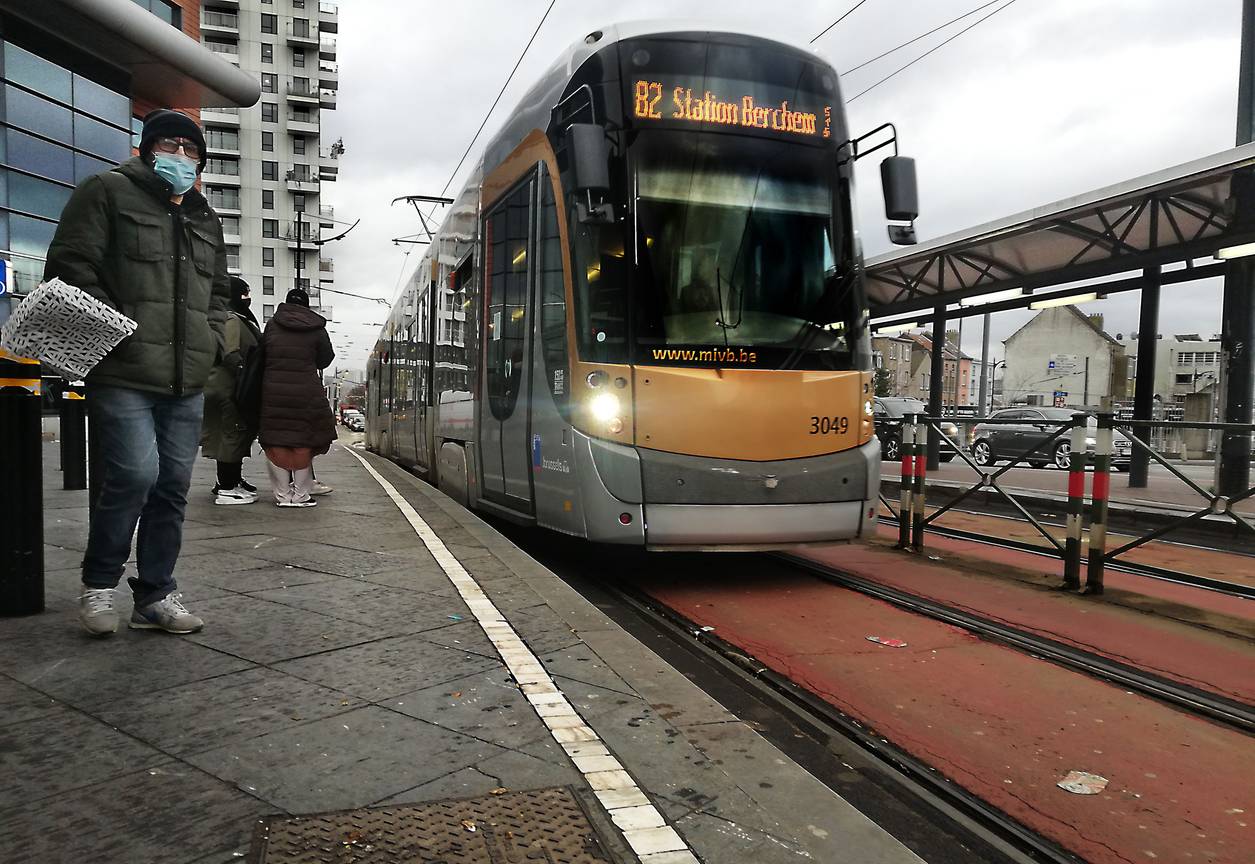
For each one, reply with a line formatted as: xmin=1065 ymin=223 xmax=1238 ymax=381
xmin=1129 ymin=266 xmax=1161 ymax=488
xmin=928 ymin=305 xmax=946 ymax=471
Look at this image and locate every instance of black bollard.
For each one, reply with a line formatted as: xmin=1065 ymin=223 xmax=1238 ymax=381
xmin=60 ymin=385 xmax=87 ymax=490
xmin=0 ymin=351 xmax=45 ymax=616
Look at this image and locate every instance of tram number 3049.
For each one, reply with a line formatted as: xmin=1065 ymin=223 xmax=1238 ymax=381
xmin=809 ymin=416 xmax=850 ymax=435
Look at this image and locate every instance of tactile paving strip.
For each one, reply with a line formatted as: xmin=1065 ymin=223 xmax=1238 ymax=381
xmin=247 ymin=786 xmax=616 ymax=863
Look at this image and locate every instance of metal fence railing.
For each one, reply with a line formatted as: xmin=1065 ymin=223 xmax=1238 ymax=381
xmin=888 ymin=413 xmax=1255 ymax=598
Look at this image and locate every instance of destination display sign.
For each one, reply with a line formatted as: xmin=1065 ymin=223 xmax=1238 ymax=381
xmin=633 ymin=79 xmax=832 ymax=140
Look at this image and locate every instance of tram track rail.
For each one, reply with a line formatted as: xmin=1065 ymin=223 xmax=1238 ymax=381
xmin=606 ymin=578 xmax=1086 ymax=864
xmin=779 ymin=554 xmax=1255 ymax=735
xmin=878 ymin=511 xmax=1255 ymax=600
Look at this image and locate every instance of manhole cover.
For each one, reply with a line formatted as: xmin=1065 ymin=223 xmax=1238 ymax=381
xmin=247 ymin=786 xmax=616 ymax=863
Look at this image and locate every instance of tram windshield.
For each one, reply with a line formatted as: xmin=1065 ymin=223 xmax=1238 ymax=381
xmin=631 ymin=132 xmax=858 ymax=369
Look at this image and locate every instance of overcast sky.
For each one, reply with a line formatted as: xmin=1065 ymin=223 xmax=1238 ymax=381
xmin=321 ymin=0 xmax=1242 ymax=369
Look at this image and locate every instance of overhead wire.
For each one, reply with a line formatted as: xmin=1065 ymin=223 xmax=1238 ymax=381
xmin=838 ymin=0 xmax=1003 ymax=75
xmin=390 ymin=0 xmax=558 ymax=303
xmin=811 ymin=0 xmax=873 ymax=44
xmin=848 ymin=0 xmax=1019 ymax=102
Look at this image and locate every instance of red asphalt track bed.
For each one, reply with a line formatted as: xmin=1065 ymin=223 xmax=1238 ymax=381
xmin=634 ymin=565 xmax=1254 ymax=864
xmin=809 ymin=540 xmax=1255 ymax=706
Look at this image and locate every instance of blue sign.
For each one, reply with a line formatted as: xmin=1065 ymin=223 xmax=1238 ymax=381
xmin=531 ymin=434 xmax=542 ymax=472
xmin=0 ymin=259 xmax=7 ymax=296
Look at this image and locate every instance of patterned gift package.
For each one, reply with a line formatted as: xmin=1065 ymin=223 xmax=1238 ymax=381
xmin=0 ymin=278 xmax=138 ymax=380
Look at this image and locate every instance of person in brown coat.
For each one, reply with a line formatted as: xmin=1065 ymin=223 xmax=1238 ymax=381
xmin=259 ymin=288 xmax=335 ymax=507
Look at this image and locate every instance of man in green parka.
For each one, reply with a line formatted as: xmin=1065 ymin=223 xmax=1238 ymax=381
xmin=44 ymin=109 xmax=229 ymax=637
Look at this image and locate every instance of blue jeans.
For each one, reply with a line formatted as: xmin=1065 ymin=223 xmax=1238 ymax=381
xmin=83 ymin=385 xmax=204 ymax=607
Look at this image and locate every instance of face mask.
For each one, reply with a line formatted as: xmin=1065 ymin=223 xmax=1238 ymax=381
xmin=152 ymin=153 xmax=198 ymax=195
xmin=238 ymin=297 xmax=252 ymax=309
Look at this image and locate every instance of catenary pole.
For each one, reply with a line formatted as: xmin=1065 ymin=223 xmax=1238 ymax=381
xmin=1218 ymin=0 xmax=1255 ymax=496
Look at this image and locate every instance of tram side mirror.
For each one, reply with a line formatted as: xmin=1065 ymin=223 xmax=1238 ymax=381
xmin=566 ymin=123 xmax=614 ymax=224
xmin=881 ymin=155 xmax=918 ymax=245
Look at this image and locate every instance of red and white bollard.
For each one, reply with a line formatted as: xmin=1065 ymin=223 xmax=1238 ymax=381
xmin=898 ymin=420 xmax=915 ymax=549
xmin=1084 ymin=413 xmax=1113 ymax=595
xmin=1062 ymin=418 xmax=1089 ymax=589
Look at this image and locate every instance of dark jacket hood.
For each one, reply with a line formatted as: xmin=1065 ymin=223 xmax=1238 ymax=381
xmin=271 ymin=302 xmax=327 ymax=332
xmin=116 ymin=156 xmax=208 ymax=209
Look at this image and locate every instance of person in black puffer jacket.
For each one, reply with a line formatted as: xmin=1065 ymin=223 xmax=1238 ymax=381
xmin=259 ymin=288 xmax=335 ymax=506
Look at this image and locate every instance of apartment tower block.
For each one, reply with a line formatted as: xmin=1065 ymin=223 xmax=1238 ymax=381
xmin=198 ymin=0 xmax=339 ymax=323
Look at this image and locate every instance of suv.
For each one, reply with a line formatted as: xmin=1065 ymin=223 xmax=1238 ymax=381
xmin=970 ymin=408 xmax=1132 ymax=470
xmin=873 ymin=397 xmax=958 ymax=462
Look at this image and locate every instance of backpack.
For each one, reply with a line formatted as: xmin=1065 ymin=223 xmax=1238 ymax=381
xmin=233 ymin=340 xmax=265 ymax=427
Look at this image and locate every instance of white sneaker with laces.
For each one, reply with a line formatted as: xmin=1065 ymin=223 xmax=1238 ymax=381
xmin=277 ymin=498 xmax=317 ymax=508
xmin=214 ymin=485 xmax=258 ymax=506
xmin=309 ymin=479 xmax=333 ymax=496
xmin=130 ymin=592 xmax=203 ymax=634
xmin=79 ymin=588 xmax=118 ymax=636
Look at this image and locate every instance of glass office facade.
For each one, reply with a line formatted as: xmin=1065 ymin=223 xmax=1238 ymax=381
xmin=0 ymin=38 xmax=131 ymax=296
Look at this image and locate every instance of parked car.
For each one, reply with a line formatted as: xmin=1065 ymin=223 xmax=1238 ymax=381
xmin=970 ymin=407 xmax=1132 ymax=470
xmin=872 ymin=397 xmax=958 ymax=462
xmin=341 ymin=409 xmax=363 ymax=428
xmin=345 ymin=414 xmax=365 ymax=433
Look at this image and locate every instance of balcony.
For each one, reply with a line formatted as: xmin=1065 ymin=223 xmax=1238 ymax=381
xmin=202 ymin=40 xmax=239 ymax=65
xmin=319 ymin=258 xmax=334 ymax=273
xmin=319 ymin=205 xmax=335 ymax=226
xmin=320 ymin=37 xmax=336 ymax=61
xmin=205 ymin=191 xmax=241 ymax=215
xmin=286 ymin=20 xmax=319 ymax=48
xmin=318 ymin=148 xmax=338 ymax=182
xmin=318 ymin=2 xmax=339 ymax=33
xmin=286 ymin=78 xmax=320 ymax=105
xmin=202 ymin=160 xmax=241 ymax=187
xmin=204 ymin=133 xmax=240 ymax=156
xmin=201 ymin=10 xmax=239 ymax=36
xmin=287 ymin=111 xmax=319 ymax=135
xmin=285 ymin=169 xmax=319 ymax=193
xmin=284 ymin=224 xmax=318 ymax=248
xmin=201 ymin=106 xmax=240 ymax=126
xmin=318 ymin=64 xmax=339 ymax=90
xmin=319 ymin=89 xmax=336 ymax=110
xmin=212 ymin=0 xmax=238 ymax=6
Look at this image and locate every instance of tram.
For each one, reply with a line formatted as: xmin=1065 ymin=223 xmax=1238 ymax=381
xmin=366 ymin=23 xmax=919 ymax=548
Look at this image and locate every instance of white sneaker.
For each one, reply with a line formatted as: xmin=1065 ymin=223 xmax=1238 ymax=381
xmin=214 ymin=485 xmax=257 ymax=506
xmin=79 ymin=588 xmax=118 ymax=636
xmin=277 ymin=498 xmax=317 ymax=508
xmin=130 ymin=592 xmax=203 ymax=634
xmin=309 ymin=479 xmax=333 ymax=496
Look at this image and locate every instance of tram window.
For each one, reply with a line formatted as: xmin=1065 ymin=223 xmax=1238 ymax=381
xmin=570 ymin=208 xmax=628 ymax=364
xmin=538 ymin=164 xmax=569 ymax=417
xmin=484 ymin=179 xmax=532 ymax=421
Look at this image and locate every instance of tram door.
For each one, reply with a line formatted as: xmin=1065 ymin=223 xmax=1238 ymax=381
xmin=479 ymin=177 xmax=535 ymax=510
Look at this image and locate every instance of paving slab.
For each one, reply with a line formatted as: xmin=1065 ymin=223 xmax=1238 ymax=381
xmin=11 ymin=440 xmax=925 ymax=864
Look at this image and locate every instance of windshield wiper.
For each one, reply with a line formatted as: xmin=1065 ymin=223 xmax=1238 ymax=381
xmin=778 ymin=266 xmax=860 ymax=370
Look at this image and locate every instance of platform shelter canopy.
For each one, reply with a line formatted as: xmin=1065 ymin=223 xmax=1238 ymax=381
xmin=864 ymin=142 xmax=1255 ymax=317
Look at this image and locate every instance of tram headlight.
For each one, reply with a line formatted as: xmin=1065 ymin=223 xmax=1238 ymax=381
xmin=590 ymin=392 xmax=621 ymax=424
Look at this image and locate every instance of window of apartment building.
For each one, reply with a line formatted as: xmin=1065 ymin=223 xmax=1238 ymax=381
xmin=292 ymin=18 xmax=312 ymax=37
xmin=293 ymin=193 xmax=306 ymax=213
xmin=220 ymin=216 xmax=240 ymax=236
xmin=291 ymin=108 xmax=313 ymax=123
xmin=261 ymin=130 xmax=274 ymax=152
xmin=205 ymin=128 xmax=239 ymax=151
xmin=204 ymin=157 xmax=239 ymax=176
xmin=262 ymin=190 xmax=274 ymax=210
xmin=261 ymin=43 xmax=273 ymax=64
xmin=260 ymin=73 xmax=277 ymax=94
xmin=262 ymin=219 xmax=278 ymax=239
xmin=261 ymin=102 xmax=278 ymax=123
xmin=226 ymin=244 xmax=240 ymax=270
xmin=292 ymin=162 xmax=312 ymax=181
xmin=293 ymin=0 xmax=306 ymax=8
xmin=295 ymin=277 xmax=310 ymax=293
xmin=132 ymin=0 xmax=182 ymax=28
xmin=263 ymin=276 xmax=275 ymax=294
xmin=292 ymin=49 xmax=306 ymax=68
xmin=1175 ymin=373 xmax=1194 ymax=386
xmin=262 ymin=160 xmax=278 ymax=181
xmin=263 ymin=247 xmax=275 ymax=268
xmin=263 ymin=304 xmax=274 ymax=321
xmin=293 ymin=250 xmax=307 ymax=270
xmin=292 ymin=136 xmax=306 ymax=155
xmin=260 ymin=13 xmax=278 ymax=34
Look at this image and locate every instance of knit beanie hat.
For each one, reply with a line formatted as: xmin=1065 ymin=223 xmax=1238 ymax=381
xmin=138 ymin=109 xmax=207 ymax=173
xmin=285 ymin=288 xmax=310 ymax=307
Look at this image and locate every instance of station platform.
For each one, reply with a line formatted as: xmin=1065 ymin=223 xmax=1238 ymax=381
xmin=1 ymin=439 xmax=924 ymax=864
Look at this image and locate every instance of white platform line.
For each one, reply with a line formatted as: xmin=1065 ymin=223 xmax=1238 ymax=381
xmin=343 ymin=447 xmax=698 ymax=864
